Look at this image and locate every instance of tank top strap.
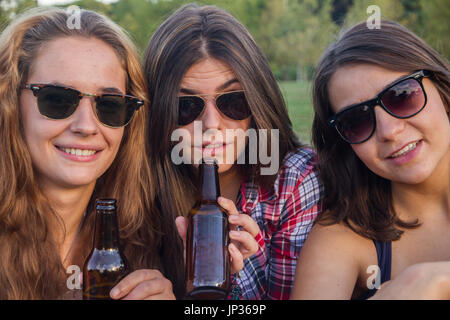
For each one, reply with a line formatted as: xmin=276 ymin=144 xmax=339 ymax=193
xmin=356 ymin=240 xmax=392 ymax=300
xmin=373 ymin=240 xmax=392 ymax=283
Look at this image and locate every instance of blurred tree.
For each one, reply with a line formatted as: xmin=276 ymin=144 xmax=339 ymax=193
xmin=110 ymin=0 xmax=153 ymax=53
xmin=417 ymin=0 xmax=449 ymax=58
xmin=250 ymin=0 xmax=338 ymax=81
xmin=2 ymin=0 xmax=446 ymax=80
xmin=71 ymin=0 xmax=112 ymax=16
xmin=343 ymin=0 xmax=412 ymax=27
xmin=343 ymin=0 xmax=448 ymax=58
xmin=0 ymin=0 xmax=37 ymax=30
xmin=331 ymin=0 xmax=353 ymax=25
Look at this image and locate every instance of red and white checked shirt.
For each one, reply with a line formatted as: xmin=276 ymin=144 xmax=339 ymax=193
xmin=229 ymin=147 xmax=323 ymax=300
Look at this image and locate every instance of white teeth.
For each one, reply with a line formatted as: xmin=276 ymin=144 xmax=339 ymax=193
xmin=204 ymin=144 xmax=222 ymax=149
xmin=59 ymin=147 xmax=97 ymax=156
xmin=390 ymin=142 xmax=419 ymax=158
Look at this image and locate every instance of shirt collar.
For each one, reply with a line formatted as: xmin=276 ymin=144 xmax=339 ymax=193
xmin=238 ymin=172 xmax=279 ymax=214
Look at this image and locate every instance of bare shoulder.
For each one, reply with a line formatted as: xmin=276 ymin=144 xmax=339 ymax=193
xmin=300 ymin=222 xmax=375 ymax=270
xmin=291 ymin=222 xmax=375 ymax=299
xmin=306 ymin=221 xmax=372 ymax=251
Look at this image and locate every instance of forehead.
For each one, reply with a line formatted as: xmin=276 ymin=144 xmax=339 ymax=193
xmin=28 ymin=36 xmax=126 ymax=91
xmin=327 ymin=64 xmax=408 ymax=113
xmin=180 ymin=58 xmax=239 ymax=92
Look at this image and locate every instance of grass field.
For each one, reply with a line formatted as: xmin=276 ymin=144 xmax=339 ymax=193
xmin=279 ymin=81 xmax=314 ymax=145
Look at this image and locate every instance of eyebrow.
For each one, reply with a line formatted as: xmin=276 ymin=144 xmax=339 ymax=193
xmin=50 ymin=82 xmax=124 ymax=95
xmin=180 ymin=78 xmax=240 ymax=95
xmin=101 ymin=87 xmax=125 ymax=95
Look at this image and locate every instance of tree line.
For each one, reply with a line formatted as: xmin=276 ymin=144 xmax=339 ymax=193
xmin=1 ymin=0 xmax=448 ymax=81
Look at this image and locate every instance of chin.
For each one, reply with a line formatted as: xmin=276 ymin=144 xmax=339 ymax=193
xmin=56 ymin=172 xmax=101 ymax=189
xmin=388 ymin=168 xmax=434 ymax=185
xmin=217 ymin=163 xmax=236 ymax=174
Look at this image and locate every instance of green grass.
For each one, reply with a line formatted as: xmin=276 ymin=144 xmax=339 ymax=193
xmin=279 ymin=81 xmax=314 ymax=145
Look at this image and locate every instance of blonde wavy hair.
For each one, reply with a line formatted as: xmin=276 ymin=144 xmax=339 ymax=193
xmin=0 ymin=7 xmax=172 ymax=299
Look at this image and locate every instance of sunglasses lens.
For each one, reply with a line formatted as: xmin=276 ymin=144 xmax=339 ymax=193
xmin=178 ymin=96 xmax=204 ymax=126
xmin=37 ymin=86 xmax=79 ymax=119
xmin=216 ymin=91 xmax=251 ymax=120
xmin=335 ymin=105 xmax=375 ymax=144
xmin=96 ymin=96 xmax=136 ymax=127
xmin=381 ymin=79 xmax=425 ymax=118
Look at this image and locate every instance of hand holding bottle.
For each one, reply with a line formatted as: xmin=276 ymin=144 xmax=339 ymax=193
xmin=175 ymin=196 xmax=260 ymax=274
xmin=109 ymin=269 xmax=175 ymax=300
xmin=217 ymin=196 xmax=260 ymax=272
xmin=83 ymin=199 xmax=176 ymax=300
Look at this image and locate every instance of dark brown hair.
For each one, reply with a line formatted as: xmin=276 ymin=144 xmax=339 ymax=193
xmin=312 ymin=20 xmax=449 ymax=241
xmin=143 ymin=4 xmax=301 ymax=224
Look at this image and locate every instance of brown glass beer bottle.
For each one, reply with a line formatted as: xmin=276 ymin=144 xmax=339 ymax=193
xmin=186 ymin=158 xmax=231 ymax=299
xmin=83 ymin=199 xmax=128 ymax=300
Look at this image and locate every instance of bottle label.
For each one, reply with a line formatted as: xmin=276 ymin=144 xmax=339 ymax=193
xmin=192 ymin=213 xmax=228 ymax=287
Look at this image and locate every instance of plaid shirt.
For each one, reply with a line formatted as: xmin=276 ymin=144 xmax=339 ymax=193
xmin=228 ymin=147 xmax=323 ymax=300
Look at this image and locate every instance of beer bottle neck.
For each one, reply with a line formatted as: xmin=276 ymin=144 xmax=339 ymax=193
xmin=200 ymin=162 xmax=221 ymax=201
xmin=93 ymin=209 xmax=120 ymax=250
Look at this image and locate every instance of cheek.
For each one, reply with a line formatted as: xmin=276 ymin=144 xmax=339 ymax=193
xmin=234 ymin=117 xmax=252 ymax=131
xmin=19 ymin=96 xmax=35 ymax=138
xmin=351 ymin=143 xmax=379 ymax=172
xmin=20 ymin=105 xmax=62 ymax=153
xmin=105 ymin=128 xmax=125 ymax=153
xmin=20 ymin=94 xmax=55 ymax=146
xmin=217 ymin=162 xmax=234 ymax=174
xmin=177 ymin=123 xmax=195 ymax=141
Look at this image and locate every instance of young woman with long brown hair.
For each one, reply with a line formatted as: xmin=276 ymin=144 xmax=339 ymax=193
xmin=0 ymin=7 xmax=183 ymax=299
xmin=144 ymin=4 xmax=323 ymax=300
xmin=292 ymin=20 xmax=450 ymax=299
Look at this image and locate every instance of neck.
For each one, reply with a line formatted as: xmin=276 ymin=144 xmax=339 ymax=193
xmin=392 ymin=150 xmax=450 ymax=221
xmin=219 ymin=165 xmax=243 ymax=203
xmin=39 ymin=179 xmax=96 ymax=262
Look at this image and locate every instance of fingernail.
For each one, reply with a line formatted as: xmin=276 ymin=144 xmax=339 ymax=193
xmin=230 ymin=230 xmax=240 ymax=237
xmin=110 ymin=287 xmax=120 ymax=299
xmin=229 ymin=215 xmax=239 ymax=222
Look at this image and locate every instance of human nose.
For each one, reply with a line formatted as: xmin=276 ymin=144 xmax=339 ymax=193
xmin=69 ymin=97 xmax=100 ymax=136
xmin=198 ymin=98 xmax=222 ymax=130
xmin=374 ymin=106 xmax=406 ymax=142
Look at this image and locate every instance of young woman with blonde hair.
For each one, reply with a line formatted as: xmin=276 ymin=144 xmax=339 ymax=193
xmin=0 ymin=7 xmax=183 ymax=299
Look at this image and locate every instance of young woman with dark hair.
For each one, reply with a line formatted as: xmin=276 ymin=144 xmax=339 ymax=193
xmin=144 ymin=4 xmax=322 ymax=299
xmin=292 ymin=20 xmax=449 ymax=299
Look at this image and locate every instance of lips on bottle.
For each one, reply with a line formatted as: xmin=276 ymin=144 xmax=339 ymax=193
xmin=200 ymin=142 xmax=226 ymax=157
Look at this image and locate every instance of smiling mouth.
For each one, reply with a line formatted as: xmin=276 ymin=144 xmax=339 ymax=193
xmin=388 ymin=141 xmax=420 ymax=158
xmin=56 ymin=146 xmax=98 ymax=156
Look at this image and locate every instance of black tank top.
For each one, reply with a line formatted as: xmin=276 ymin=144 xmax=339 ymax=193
xmin=357 ymin=240 xmax=392 ymax=300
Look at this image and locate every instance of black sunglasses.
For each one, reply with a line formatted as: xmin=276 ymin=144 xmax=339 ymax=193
xmin=327 ymin=70 xmax=431 ymax=144
xmin=24 ymin=84 xmax=144 ymax=128
xmin=178 ymin=90 xmax=251 ymax=126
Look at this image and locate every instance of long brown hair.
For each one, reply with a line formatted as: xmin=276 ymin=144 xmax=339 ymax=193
xmin=0 ymin=7 xmax=180 ymax=299
xmin=312 ymin=20 xmax=450 ymax=241
xmin=143 ymin=4 xmax=302 ymax=229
